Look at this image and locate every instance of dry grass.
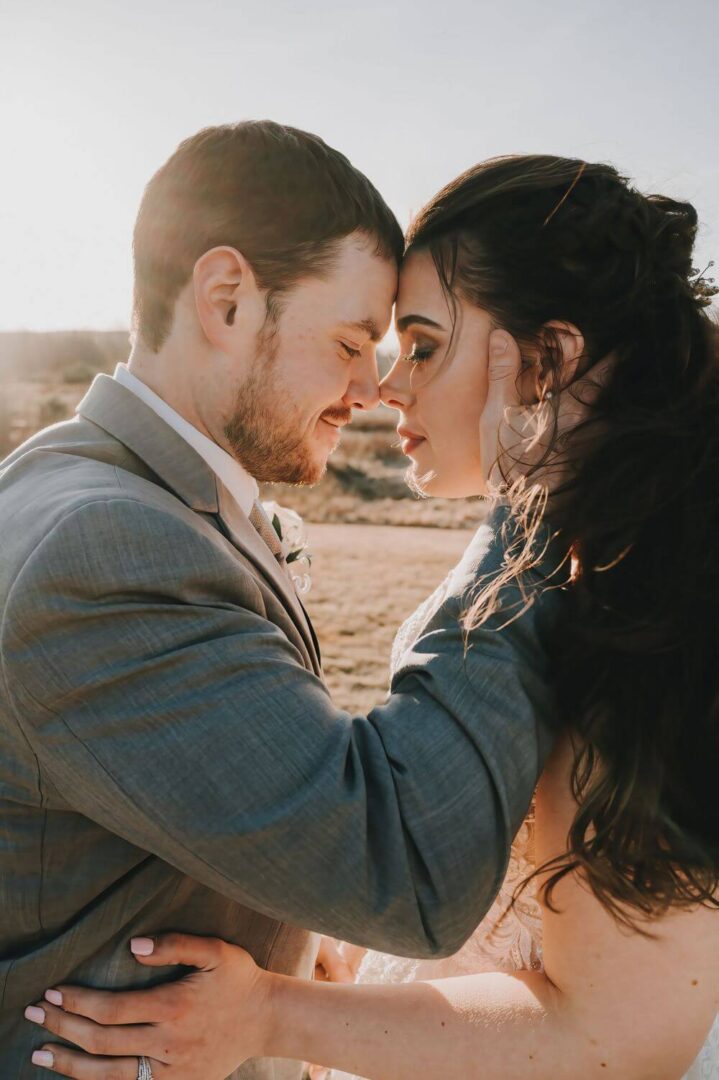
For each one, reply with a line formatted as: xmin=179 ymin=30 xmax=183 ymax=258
xmin=303 ymin=523 xmax=472 ymax=712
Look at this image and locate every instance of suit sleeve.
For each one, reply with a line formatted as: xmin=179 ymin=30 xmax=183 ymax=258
xmin=1 ymin=497 xmax=561 ymax=958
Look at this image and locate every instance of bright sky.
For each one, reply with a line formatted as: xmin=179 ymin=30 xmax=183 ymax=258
xmin=2 ymin=0 xmax=718 ymax=333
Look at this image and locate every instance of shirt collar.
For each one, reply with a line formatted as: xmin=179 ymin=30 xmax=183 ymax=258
xmin=113 ymin=364 xmax=258 ymax=516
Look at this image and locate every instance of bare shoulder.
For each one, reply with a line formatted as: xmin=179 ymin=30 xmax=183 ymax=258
xmin=534 ymin=734 xmax=719 ymax=1075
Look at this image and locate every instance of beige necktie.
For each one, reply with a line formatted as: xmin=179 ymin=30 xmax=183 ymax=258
xmin=249 ymin=499 xmax=285 ymax=564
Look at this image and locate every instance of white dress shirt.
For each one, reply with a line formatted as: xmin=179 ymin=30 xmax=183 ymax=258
xmin=113 ymin=363 xmax=259 ymax=515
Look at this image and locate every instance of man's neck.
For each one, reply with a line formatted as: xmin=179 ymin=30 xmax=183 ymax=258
xmin=115 ymin=359 xmax=260 ymax=511
xmin=126 ymin=346 xmax=217 ymax=445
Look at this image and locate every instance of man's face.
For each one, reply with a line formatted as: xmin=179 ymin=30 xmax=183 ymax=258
xmin=225 ymin=234 xmax=397 ymax=485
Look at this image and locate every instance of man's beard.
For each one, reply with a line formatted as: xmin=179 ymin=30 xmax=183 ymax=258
xmin=223 ymin=326 xmax=348 ymax=486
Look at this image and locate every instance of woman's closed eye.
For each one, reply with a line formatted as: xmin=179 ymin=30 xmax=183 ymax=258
xmin=339 ymin=341 xmax=362 ymax=360
xmin=398 ymin=345 xmax=436 ymax=366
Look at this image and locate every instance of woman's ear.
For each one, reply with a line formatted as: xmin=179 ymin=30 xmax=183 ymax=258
xmin=511 ymin=322 xmax=586 ymax=405
xmin=192 ymin=246 xmax=258 ymax=348
xmin=542 ymin=320 xmax=585 ymax=391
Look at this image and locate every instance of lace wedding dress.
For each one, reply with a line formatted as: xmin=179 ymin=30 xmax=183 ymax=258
xmin=331 ymin=573 xmax=719 ymax=1080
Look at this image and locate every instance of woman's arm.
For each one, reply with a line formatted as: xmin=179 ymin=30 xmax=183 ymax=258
xmin=261 ymin=739 xmax=719 ymax=1079
xmin=264 ymin=907 xmax=717 ymax=1080
xmin=265 ymin=967 xmax=561 ymax=1078
xmin=29 ymin=740 xmax=719 ymax=1080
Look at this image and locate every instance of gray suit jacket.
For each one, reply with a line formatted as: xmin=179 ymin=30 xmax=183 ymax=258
xmin=0 ymin=374 xmax=562 ymax=1077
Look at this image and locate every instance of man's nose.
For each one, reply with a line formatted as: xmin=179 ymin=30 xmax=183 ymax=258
xmin=343 ymin=352 xmax=381 ymax=411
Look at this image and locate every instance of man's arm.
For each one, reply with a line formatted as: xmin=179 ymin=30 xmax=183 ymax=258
xmin=2 ymin=497 xmax=561 ymax=958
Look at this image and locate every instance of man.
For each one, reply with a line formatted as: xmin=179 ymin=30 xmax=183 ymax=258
xmin=0 ymin=122 xmax=557 ymax=1078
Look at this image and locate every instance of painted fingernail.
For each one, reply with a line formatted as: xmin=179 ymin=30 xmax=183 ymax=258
xmin=44 ymin=989 xmax=63 ymax=1006
xmin=131 ymin=936 xmax=155 ymax=956
xmin=32 ymin=1050 xmax=54 ymax=1068
xmin=24 ymin=1005 xmax=46 ymax=1024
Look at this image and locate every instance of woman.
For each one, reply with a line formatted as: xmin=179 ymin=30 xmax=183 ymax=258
xmin=26 ymin=156 xmax=719 ymax=1078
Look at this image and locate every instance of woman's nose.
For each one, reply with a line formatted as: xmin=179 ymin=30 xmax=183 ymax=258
xmin=380 ymin=358 xmax=412 ymax=410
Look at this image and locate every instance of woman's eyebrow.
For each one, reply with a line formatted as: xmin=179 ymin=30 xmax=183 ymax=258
xmin=395 ymin=314 xmax=445 ymax=333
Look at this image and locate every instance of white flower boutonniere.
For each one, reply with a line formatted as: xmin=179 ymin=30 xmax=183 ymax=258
xmin=261 ymin=500 xmax=313 ymax=595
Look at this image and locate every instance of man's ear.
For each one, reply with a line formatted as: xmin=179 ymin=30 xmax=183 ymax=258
xmin=192 ymin=246 xmax=258 ymax=347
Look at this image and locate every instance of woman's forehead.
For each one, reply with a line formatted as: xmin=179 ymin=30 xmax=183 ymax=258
xmin=395 ymin=251 xmax=448 ymax=327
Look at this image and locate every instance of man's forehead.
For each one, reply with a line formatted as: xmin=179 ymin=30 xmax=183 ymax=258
xmin=332 ymin=251 xmax=397 ymax=339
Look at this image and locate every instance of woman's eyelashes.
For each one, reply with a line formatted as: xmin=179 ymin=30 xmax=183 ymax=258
xmin=339 ymin=341 xmax=362 ymax=360
xmin=397 ymin=344 xmax=437 ymax=366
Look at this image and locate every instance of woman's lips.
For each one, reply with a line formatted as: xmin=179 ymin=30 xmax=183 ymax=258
xmin=397 ymin=427 xmax=427 ymax=457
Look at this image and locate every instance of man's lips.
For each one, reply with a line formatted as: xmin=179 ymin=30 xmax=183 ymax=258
xmin=318 ymin=416 xmax=349 ymax=443
xmin=320 ymin=410 xmax=352 ymax=429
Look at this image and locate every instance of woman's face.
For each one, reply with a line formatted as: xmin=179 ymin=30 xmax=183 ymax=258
xmin=380 ymin=249 xmax=493 ymax=498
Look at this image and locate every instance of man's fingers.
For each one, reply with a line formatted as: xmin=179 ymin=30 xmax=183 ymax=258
xmin=316 ymin=940 xmax=353 ymax=984
xmin=130 ymin=931 xmax=225 ymax=971
xmin=584 ymin=351 xmax=616 ymax=391
xmin=485 ymin=330 xmax=522 ymax=396
xmin=340 ymin=942 xmax=367 ymax=978
xmin=569 ymin=350 xmax=616 ymax=408
xmin=479 ymin=338 xmax=614 ymax=492
xmin=26 ymin=1002 xmax=164 ymax=1061
xmin=45 ymin=984 xmax=178 ymax=1025
xmin=480 ymin=330 xmax=523 ymax=490
xmin=552 ymin=352 xmax=616 ymax=439
xmin=307 ymin=1065 xmax=330 ymax=1080
xmin=30 ymin=1044 xmax=159 ymax=1079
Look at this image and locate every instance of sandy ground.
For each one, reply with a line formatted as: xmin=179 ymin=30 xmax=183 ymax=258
xmin=303 ymin=523 xmax=473 ymax=713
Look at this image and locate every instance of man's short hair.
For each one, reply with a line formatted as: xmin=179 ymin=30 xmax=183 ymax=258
xmin=132 ymin=121 xmax=404 ymax=350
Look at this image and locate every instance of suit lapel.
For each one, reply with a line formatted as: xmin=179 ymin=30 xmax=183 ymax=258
xmin=78 ymin=375 xmax=220 ymax=512
xmin=77 ymin=375 xmax=322 ymax=677
xmin=215 ymin=482 xmax=322 ymax=676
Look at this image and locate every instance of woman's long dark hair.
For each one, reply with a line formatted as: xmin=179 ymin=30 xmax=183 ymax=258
xmin=407 ymin=155 xmax=719 ymax=926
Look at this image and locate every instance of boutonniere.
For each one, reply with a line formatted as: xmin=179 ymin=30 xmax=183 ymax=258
xmin=262 ymin=500 xmax=313 ymax=595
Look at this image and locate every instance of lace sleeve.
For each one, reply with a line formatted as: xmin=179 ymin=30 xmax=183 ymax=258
xmin=389 ymin=572 xmax=454 ymax=677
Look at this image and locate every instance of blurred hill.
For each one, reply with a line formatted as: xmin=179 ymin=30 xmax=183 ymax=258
xmin=0 ymin=329 xmax=130 ymax=382
xmin=0 ymin=330 xmax=130 ymax=455
xmin=0 ymin=330 xmax=482 ymax=529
